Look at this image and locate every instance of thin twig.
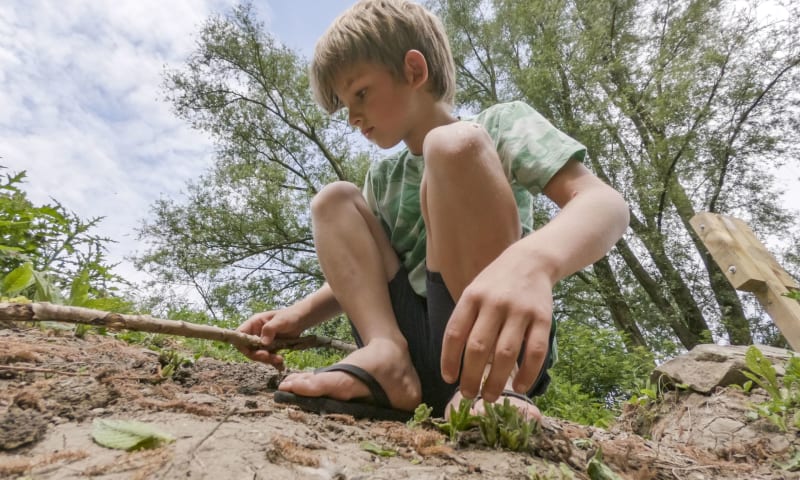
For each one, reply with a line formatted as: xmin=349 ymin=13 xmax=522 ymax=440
xmin=190 ymin=408 xmax=237 ymax=457
xmin=0 ymin=302 xmax=356 ymax=353
xmin=0 ymin=364 xmax=88 ymax=376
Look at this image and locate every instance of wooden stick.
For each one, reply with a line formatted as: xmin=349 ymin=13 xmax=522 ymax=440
xmin=0 ymin=302 xmax=356 ymax=353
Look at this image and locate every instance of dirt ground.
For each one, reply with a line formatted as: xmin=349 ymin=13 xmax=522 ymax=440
xmin=1 ymin=325 xmax=798 ymax=480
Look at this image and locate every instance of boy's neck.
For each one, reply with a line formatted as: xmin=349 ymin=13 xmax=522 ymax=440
xmin=403 ymin=101 xmax=458 ymax=156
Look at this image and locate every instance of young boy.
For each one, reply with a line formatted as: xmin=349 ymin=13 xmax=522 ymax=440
xmin=237 ymin=0 xmax=629 ymax=421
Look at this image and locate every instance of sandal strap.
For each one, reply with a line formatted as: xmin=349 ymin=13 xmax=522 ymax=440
xmin=475 ymin=389 xmax=534 ymax=405
xmin=314 ymin=364 xmax=391 ymax=408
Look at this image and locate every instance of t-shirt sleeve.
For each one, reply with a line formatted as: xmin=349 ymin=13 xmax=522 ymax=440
xmin=361 ymin=165 xmax=381 ymax=217
xmin=488 ymin=101 xmax=586 ymax=195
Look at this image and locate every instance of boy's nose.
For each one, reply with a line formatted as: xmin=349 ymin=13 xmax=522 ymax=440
xmin=348 ymin=109 xmax=361 ymax=127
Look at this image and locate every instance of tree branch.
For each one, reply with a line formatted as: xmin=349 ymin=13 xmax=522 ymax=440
xmin=0 ymin=302 xmax=356 ymax=354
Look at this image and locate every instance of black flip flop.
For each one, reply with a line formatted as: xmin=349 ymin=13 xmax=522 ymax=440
xmin=273 ymin=363 xmax=413 ymax=422
xmin=475 ymin=390 xmax=536 ymax=406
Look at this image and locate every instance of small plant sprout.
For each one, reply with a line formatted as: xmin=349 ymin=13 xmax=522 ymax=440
xmin=407 ymin=403 xmax=433 ymax=428
xmin=434 ymin=397 xmax=480 ymax=443
xmin=741 ymin=346 xmax=800 ymax=432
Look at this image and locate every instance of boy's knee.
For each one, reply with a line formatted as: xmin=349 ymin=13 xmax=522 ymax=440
xmin=422 ymin=122 xmax=495 ymax=172
xmin=311 ymin=181 xmax=361 ymax=217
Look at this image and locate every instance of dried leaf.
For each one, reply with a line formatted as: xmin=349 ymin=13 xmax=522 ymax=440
xmin=360 ymin=441 xmax=396 ymax=457
xmin=92 ymin=419 xmax=174 ymax=451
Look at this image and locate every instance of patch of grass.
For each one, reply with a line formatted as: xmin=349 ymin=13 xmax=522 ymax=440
xmin=282 ymin=348 xmax=342 ymax=370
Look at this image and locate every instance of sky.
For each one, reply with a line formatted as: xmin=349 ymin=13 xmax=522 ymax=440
xmin=0 ymin=0 xmax=356 ymax=287
xmin=1 ymin=0 xmax=798 ymax=294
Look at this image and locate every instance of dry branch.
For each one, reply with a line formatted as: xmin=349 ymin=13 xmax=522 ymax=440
xmin=0 ymin=302 xmax=356 ymax=353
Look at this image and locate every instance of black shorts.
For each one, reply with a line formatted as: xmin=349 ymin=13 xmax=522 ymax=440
xmin=350 ymin=267 xmax=554 ymax=416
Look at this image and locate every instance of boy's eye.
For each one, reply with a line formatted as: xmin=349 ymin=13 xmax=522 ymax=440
xmin=356 ymin=89 xmax=366 ymax=99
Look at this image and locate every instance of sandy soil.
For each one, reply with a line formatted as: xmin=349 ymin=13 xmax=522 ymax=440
xmin=0 ymin=326 xmax=797 ymax=479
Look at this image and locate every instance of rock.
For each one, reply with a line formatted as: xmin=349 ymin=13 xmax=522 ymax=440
xmin=0 ymin=406 xmax=48 ymax=450
xmin=652 ymin=344 xmax=793 ymax=394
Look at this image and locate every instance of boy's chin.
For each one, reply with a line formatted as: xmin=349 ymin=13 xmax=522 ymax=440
xmin=374 ymin=138 xmax=403 ymax=150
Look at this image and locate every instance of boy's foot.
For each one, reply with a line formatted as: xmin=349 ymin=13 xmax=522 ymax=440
xmin=277 ymin=337 xmax=422 ymax=413
xmin=444 ymin=378 xmax=543 ymax=422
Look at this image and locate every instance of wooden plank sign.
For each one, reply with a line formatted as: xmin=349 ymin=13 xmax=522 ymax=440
xmin=691 ymin=212 xmax=800 ymax=350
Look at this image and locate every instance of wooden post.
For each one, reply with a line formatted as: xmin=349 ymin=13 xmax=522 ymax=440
xmin=690 ymin=212 xmax=800 ymax=350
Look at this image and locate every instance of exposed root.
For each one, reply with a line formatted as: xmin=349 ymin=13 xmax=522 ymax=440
xmin=137 ymin=399 xmax=219 ymax=417
xmin=0 ymin=450 xmax=88 ymax=477
xmin=267 ymin=434 xmax=321 ymax=467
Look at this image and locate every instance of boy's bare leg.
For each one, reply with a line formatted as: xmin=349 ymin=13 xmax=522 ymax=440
xmin=278 ymin=181 xmax=422 ymax=412
xmin=421 ymin=122 xmax=541 ymax=419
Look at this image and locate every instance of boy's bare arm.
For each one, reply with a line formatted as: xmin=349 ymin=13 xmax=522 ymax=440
xmin=236 ymin=283 xmax=342 ymax=366
xmin=441 ymin=159 xmax=630 ymax=401
xmin=291 ymin=283 xmax=344 ymax=328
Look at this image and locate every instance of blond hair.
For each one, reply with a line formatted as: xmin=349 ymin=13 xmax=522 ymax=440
xmin=310 ymin=0 xmax=456 ymax=113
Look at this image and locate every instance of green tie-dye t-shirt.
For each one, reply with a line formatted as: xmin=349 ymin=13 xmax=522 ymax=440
xmin=362 ymin=101 xmax=586 ymax=296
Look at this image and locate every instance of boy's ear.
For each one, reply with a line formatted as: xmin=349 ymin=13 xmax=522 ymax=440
xmin=403 ymin=50 xmax=429 ymax=89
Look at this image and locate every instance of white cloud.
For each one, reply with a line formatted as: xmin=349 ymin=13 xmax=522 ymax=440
xmin=0 ymin=0 xmax=240 ymax=285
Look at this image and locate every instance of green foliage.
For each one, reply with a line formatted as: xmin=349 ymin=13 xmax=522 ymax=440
xmin=538 ymin=378 xmax=616 ymax=428
xmin=536 ymin=320 xmax=654 ymax=426
xmin=1 ymin=261 xmax=34 ymax=295
xmin=785 ymin=291 xmax=800 ymax=302
xmin=626 ymin=378 xmax=661 ymax=408
xmin=742 ymin=346 xmax=800 ymax=432
xmin=0 ymin=167 xmax=129 ymax=310
xmin=282 ymin=348 xmax=341 ymax=370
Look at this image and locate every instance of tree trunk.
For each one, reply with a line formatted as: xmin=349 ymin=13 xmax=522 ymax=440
xmin=592 ymin=256 xmax=649 ymax=350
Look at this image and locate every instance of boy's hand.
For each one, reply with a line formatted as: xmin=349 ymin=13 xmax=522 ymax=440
xmin=440 ymin=245 xmax=554 ymax=403
xmin=236 ymin=307 xmax=307 ymax=369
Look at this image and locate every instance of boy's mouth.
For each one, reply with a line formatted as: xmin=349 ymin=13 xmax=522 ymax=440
xmin=361 ymin=127 xmax=373 ymax=138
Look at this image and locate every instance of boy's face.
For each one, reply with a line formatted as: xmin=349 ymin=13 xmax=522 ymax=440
xmin=333 ymin=62 xmax=417 ymax=150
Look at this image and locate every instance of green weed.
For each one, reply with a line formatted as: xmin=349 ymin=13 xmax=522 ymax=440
xmin=742 ymin=346 xmax=800 ymax=432
xmin=406 ymin=403 xmax=433 ymax=429
xmin=478 ymin=398 xmax=540 ymax=451
xmin=434 ymin=398 xmax=480 ymax=443
xmin=157 ymin=349 xmax=195 ymax=379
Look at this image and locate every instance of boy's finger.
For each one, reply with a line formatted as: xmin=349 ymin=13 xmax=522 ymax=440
xmin=249 ymin=350 xmax=283 ymax=368
xmin=441 ymin=293 xmax=479 ymax=383
xmin=480 ymin=316 xmax=525 ymax=402
xmin=513 ymin=321 xmax=551 ymax=393
xmin=458 ymin=307 xmax=501 ymax=398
